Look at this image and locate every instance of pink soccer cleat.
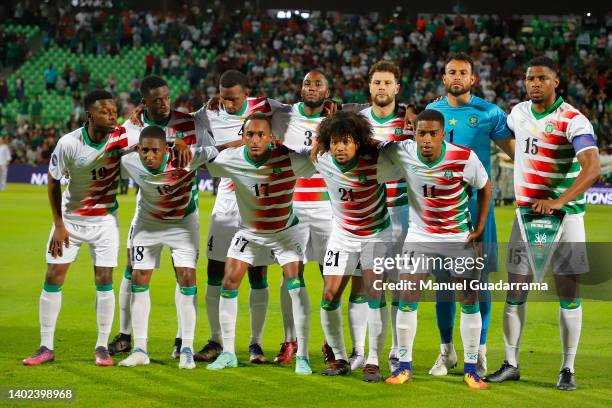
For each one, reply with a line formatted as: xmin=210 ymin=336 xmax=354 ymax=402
xmin=23 ymin=346 xmax=55 ymax=366
xmin=95 ymin=346 xmax=113 ymax=366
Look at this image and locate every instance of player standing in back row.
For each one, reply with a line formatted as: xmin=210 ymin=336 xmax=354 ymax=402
xmin=486 ymin=56 xmax=600 ymax=391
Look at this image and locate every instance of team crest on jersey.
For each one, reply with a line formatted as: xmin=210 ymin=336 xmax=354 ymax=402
xmin=272 ymin=167 xmax=282 ymax=176
xmin=444 ymin=170 xmax=453 ymax=180
xmin=544 ymin=122 xmax=554 ymax=133
xmin=358 ymin=174 xmax=368 ymax=184
xmin=394 ymin=128 xmax=403 ymax=135
xmin=51 ymin=154 xmax=57 ymax=166
xmin=175 ymin=131 xmax=184 ymax=139
xmin=467 ymin=115 xmax=479 ymax=128
xmin=295 ymin=243 xmax=303 ymax=254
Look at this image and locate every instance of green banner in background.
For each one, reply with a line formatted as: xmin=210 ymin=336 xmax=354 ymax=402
xmin=516 ymin=207 xmax=566 ymax=283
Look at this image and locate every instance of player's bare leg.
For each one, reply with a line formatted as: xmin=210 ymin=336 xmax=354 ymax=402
xmin=457 ymin=280 xmax=488 ymax=389
xmin=348 ymin=275 xmax=367 ymax=371
xmin=361 ymin=269 xmax=388 ymax=382
xmin=194 ymin=259 xmax=224 ymax=361
xmin=174 ymin=267 xmax=198 ymax=369
xmin=485 ymin=272 xmax=530 ymax=383
xmin=247 ymin=266 xmax=269 ymax=364
xmin=555 ymin=274 xmax=581 ymax=391
xmin=119 ymin=268 xmax=153 ymax=367
xmin=23 ymin=263 xmax=69 ymax=366
xmin=281 ymin=261 xmax=312 ymax=374
xmin=386 ymin=272 xmax=426 ymax=385
xmin=207 ymin=257 xmax=250 ymax=370
xmin=320 ymin=275 xmax=352 ymax=376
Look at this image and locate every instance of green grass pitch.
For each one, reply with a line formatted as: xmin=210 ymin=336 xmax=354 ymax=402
xmin=1 ymin=183 xmax=611 ymax=407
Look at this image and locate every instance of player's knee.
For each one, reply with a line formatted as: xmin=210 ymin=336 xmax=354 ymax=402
xmin=94 ymin=267 xmax=114 ymax=285
xmin=222 ymin=274 xmax=241 ymax=290
xmin=45 ymin=264 xmax=68 ymax=285
xmin=175 ymin=268 xmax=196 ymax=287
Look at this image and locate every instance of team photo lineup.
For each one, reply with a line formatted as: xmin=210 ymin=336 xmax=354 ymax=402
xmin=21 ymin=53 xmax=600 ymax=390
xmin=1 ymin=3 xmax=610 ymax=406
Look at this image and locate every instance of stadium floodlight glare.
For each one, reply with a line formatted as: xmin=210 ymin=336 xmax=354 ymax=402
xmin=301 ymin=12 xmax=311 ymax=19
xmin=586 ymin=12 xmax=591 ymax=17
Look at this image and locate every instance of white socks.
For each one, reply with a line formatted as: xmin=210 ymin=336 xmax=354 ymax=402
xmin=390 ymin=302 xmax=399 ymax=358
xmin=174 ymin=283 xmax=182 ymax=339
xmin=321 ymin=301 xmax=347 ymax=361
xmin=365 ymin=302 xmax=388 ymax=366
xmin=280 ymin=277 xmax=296 ymax=342
xmin=396 ymin=307 xmax=418 ymax=364
xmin=249 ymin=287 xmax=269 ymax=346
xmin=118 ymin=274 xmax=132 ymax=335
xmin=287 ymin=280 xmax=310 ymax=358
xmin=95 ymin=286 xmax=115 ymax=348
xmin=460 ymin=310 xmax=482 ymax=366
xmin=205 ymin=284 xmax=222 ymax=344
xmin=39 ymin=286 xmax=62 ymax=350
xmin=131 ymin=288 xmax=151 ymax=352
xmin=560 ymin=304 xmax=582 ymax=373
xmin=503 ymin=302 xmax=526 ymax=367
xmin=348 ymin=296 xmax=367 ymax=356
xmin=219 ymin=289 xmax=239 ymax=355
xmin=178 ymin=287 xmax=197 ymax=351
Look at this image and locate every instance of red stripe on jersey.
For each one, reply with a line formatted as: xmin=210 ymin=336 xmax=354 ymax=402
xmin=560 ymin=110 xmax=579 ymax=121
xmin=540 ymin=132 xmax=570 ymax=146
xmin=77 ymin=207 xmax=112 ymax=216
xmin=152 ymin=208 xmax=187 ymax=219
xmin=296 ymin=177 xmax=326 ymax=188
xmin=516 ymin=186 xmax=552 ymax=200
xmin=180 ymin=135 xmax=197 ymax=145
xmin=257 ymin=193 xmax=293 ymax=206
xmin=294 ymin=192 xmax=326 ymax=201
xmin=422 ymin=207 xmax=461 ymax=219
xmin=424 ymin=225 xmax=463 ymax=234
xmin=340 ymin=224 xmax=386 ymax=237
xmin=422 ymin=195 xmax=465 ymax=209
xmin=158 ymin=194 xmax=191 ymax=209
xmin=80 ymin=194 xmax=117 ymax=207
xmin=253 ymin=206 xmax=291 ymax=218
xmin=343 ymin=184 xmax=380 ymax=201
xmin=444 ymin=149 xmax=471 ymax=161
xmin=435 ymin=162 xmax=468 ymax=173
xmin=525 ymin=159 xmax=574 ymax=174
xmin=522 ymin=172 xmax=557 ymax=188
xmin=247 ymin=97 xmax=272 ymax=114
xmin=266 ymin=180 xmax=296 ymax=195
xmin=251 ymin=218 xmax=292 ymax=231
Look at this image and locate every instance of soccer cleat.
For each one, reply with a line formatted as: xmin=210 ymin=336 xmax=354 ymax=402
xmin=484 ymin=361 xmax=520 ymax=383
xmin=477 ymin=351 xmax=487 ymax=378
xmin=108 ymin=333 xmax=132 ymax=355
xmin=171 ymin=338 xmax=182 ymax=360
xmin=249 ymin=343 xmax=267 ymax=364
xmin=179 ymin=347 xmax=196 ymax=370
xmin=322 ymin=342 xmax=336 ymax=365
xmin=206 ymin=352 xmax=238 ymax=370
xmin=385 ymin=368 xmax=413 ymax=385
xmin=428 ymin=349 xmax=458 ymax=376
xmin=118 ymin=349 xmax=150 ymax=367
xmin=194 ymin=340 xmax=223 ymax=362
xmin=295 ymin=356 xmax=312 ymax=375
xmin=321 ymin=359 xmax=351 ymax=376
xmin=95 ymin=346 xmax=113 ymax=366
xmin=557 ymin=368 xmax=577 ymax=391
xmin=273 ymin=341 xmax=297 ymax=365
xmin=22 ymin=346 xmax=55 ymax=366
xmin=388 ymin=356 xmax=400 ymax=374
xmin=464 ymin=372 xmax=490 ymax=390
xmin=348 ymin=349 xmax=365 ymax=371
xmin=363 ymin=364 xmax=383 ymax=383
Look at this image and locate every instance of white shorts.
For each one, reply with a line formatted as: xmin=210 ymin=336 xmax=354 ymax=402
xmin=206 ymin=197 xmax=273 ymax=266
xmin=323 ymin=228 xmax=392 ymax=277
xmin=387 ymin=205 xmax=409 ymax=282
xmin=45 ymin=215 xmax=119 ymax=267
xmin=227 ymin=225 xmax=303 ymax=267
xmin=507 ymin=214 xmax=588 ymax=276
xmin=129 ymin=212 xmax=200 ymax=270
xmin=294 ymin=202 xmax=332 ymax=265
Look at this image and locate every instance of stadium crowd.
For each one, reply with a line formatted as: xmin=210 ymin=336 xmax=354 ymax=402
xmin=1 ymin=2 xmax=610 ymax=169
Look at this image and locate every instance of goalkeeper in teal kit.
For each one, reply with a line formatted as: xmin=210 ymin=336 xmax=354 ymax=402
xmin=426 ymin=52 xmax=515 ymax=377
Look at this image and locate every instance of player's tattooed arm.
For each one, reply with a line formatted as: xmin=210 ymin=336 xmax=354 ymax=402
xmin=47 ymin=174 xmax=69 ymax=258
xmin=129 ymin=104 xmax=145 ymax=127
xmin=466 ymin=179 xmax=492 ymax=244
xmin=532 ymin=148 xmax=600 ymax=215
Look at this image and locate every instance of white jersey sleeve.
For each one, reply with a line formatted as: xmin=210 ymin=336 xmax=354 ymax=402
xmin=49 ymin=137 xmax=71 ymax=180
xmin=566 ymin=115 xmax=595 ymax=142
xmin=376 ymin=145 xmax=401 ymax=183
xmin=463 ymin=150 xmax=489 ymax=189
xmin=190 ymin=146 xmax=220 ymax=169
xmin=289 ymin=152 xmax=316 ymax=178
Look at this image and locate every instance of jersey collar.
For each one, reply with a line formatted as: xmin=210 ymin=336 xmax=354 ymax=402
xmin=143 ymin=111 xmax=171 ymax=128
xmin=417 ymin=141 xmax=446 ymax=168
xmin=531 ymin=97 xmax=564 ymax=120
xmin=332 ymin=154 xmax=358 ymax=173
xmin=298 ymin=102 xmax=322 ymax=118
xmin=370 ymin=108 xmax=396 ymax=124
xmin=82 ymin=127 xmax=109 ymax=150
xmin=140 ymin=152 xmax=168 ymax=175
xmin=244 ymin=144 xmax=272 ymax=168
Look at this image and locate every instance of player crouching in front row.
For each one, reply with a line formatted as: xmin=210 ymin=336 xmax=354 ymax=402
xmin=117 ymin=126 xmax=237 ymax=369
